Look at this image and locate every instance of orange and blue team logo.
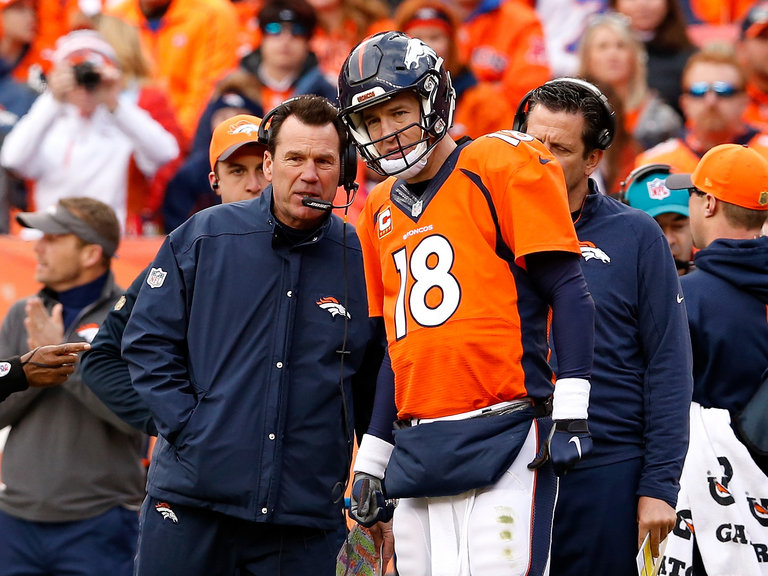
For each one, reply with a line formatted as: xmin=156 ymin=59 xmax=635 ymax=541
xmin=316 ymin=297 xmax=351 ymax=319
xmin=578 ymin=241 xmax=611 ymax=263
xmin=155 ymin=501 xmax=179 ymax=523
xmin=75 ymin=322 xmax=100 ymax=343
xmin=748 ymin=497 xmax=768 ymax=527
xmin=377 ymin=207 xmax=392 ymax=239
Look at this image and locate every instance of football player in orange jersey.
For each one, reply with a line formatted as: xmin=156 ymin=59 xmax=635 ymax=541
xmin=338 ymin=31 xmax=596 ymax=576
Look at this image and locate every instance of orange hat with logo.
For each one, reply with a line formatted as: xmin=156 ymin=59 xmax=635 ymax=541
xmin=665 ymin=144 xmax=768 ymax=211
xmin=209 ymin=114 xmax=265 ymax=171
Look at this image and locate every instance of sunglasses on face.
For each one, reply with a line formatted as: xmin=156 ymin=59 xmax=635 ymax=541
xmin=688 ymin=187 xmax=706 ymax=197
xmin=685 ymin=81 xmax=743 ymax=98
xmin=262 ymin=21 xmax=309 ymax=37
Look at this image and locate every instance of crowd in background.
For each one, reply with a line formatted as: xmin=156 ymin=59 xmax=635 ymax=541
xmin=1 ymin=0 xmax=766 ymax=235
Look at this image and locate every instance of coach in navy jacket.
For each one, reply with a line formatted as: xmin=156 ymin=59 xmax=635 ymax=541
xmin=522 ymin=79 xmax=693 ymax=576
xmin=122 ymin=96 xmax=382 ymax=575
xmin=124 ymin=189 xmax=379 ymax=521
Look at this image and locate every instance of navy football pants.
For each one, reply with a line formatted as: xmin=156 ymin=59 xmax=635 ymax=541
xmin=550 ymin=456 xmax=644 ymax=576
xmin=134 ymin=496 xmax=343 ymax=576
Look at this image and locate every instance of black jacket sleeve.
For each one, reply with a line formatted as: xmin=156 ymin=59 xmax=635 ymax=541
xmin=80 ymin=267 xmax=158 ymax=435
xmin=0 ymin=356 xmax=28 ymax=403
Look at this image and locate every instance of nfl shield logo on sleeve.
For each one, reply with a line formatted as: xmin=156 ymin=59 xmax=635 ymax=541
xmin=147 ymin=267 xmax=167 ymax=289
xmin=0 ymin=362 xmax=11 ymax=378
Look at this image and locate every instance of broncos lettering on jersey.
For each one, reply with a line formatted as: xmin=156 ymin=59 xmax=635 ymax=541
xmin=356 ymin=131 xmax=579 ymax=420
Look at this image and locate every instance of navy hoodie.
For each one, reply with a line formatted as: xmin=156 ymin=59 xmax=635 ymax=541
xmin=680 ymin=236 xmax=768 ymax=413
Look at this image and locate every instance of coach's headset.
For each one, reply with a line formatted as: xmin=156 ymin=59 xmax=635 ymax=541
xmin=258 ymin=97 xmax=359 ymax=204
xmin=513 ymin=77 xmax=617 ymax=151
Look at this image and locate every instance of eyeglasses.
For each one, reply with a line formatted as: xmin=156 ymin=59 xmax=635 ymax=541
xmin=685 ymin=82 xmax=743 ymax=98
xmin=688 ymin=187 xmax=706 ymax=197
xmin=262 ymin=21 xmax=309 ymax=37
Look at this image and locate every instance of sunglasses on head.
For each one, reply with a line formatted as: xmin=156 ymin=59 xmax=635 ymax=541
xmin=685 ymin=81 xmax=743 ymax=98
xmin=263 ymin=21 xmax=309 ymax=37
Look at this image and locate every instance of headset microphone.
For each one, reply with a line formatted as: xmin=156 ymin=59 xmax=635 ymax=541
xmin=301 ymin=183 xmax=359 ymax=212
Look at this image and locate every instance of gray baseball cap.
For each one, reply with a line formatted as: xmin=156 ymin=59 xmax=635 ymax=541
xmin=16 ymin=202 xmax=118 ymax=257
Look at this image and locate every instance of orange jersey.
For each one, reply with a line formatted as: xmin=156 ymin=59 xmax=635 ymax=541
xmin=356 ymin=132 xmax=579 ymax=420
xmin=636 ymin=131 xmax=768 ymax=173
xmin=310 ymin=17 xmax=393 ymax=84
xmin=108 ymin=0 xmax=239 ymax=139
xmin=457 ymin=0 xmax=550 ymax=109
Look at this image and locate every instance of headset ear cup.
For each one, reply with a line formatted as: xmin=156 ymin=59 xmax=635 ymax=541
xmin=513 ymin=90 xmax=533 ymax=133
xmin=339 ymin=143 xmax=358 ymax=189
xmin=258 ymin=120 xmax=269 ymax=145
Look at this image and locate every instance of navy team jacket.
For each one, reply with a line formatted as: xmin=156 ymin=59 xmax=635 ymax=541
xmin=681 ymin=236 xmax=768 ymax=413
xmin=123 ymin=188 xmax=382 ymax=528
xmin=556 ymin=184 xmax=693 ymax=508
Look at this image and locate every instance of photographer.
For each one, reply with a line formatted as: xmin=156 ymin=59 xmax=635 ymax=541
xmin=0 ymin=30 xmax=179 ymax=233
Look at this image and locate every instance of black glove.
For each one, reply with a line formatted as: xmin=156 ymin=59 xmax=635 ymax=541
xmin=528 ymin=419 xmax=592 ymax=476
xmin=349 ymin=472 xmax=395 ymax=527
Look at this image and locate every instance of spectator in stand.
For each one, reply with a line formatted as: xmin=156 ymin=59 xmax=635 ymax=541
xmin=106 ymin=0 xmax=239 ymax=141
xmin=622 ymin=163 xmax=695 ymax=275
xmin=187 ymin=0 xmax=335 ymax=177
xmin=636 ymin=45 xmax=768 ymax=173
xmin=393 ymin=0 xmax=513 ymax=139
xmin=0 ymin=197 xmax=144 ymax=576
xmin=611 ymin=0 xmax=696 ymax=117
xmin=0 ymin=27 xmax=36 ymax=231
xmin=0 ymin=0 xmax=44 ymax=84
xmin=738 ymin=1 xmax=768 ymax=130
xmin=240 ymin=0 xmax=335 ymax=115
xmin=455 ymin=0 xmax=551 ymax=111
xmin=578 ymin=12 xmax=681 ymax=151
xmin=95 ymin=14 xmax=185 ymax=235
xmin=163 ymin=91 xmax=263 ymax=231
xmin=534 ymin=0 xmax=606 ymax=79
xmin=307 ymin=0 xmax=392 ymax=84
xmin=0 ymin=29 xmax=179 ymax=232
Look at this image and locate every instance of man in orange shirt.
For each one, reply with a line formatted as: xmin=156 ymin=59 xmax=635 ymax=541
xmin=738 ymin=1 xmax=768 ymax=130
xmin=455 ymin=0 xmax=551 ymax=109
xmin=107 ymin=0 xmax=239 ymax=140
xmin=636 ymin=46 xmax=768 ymax=174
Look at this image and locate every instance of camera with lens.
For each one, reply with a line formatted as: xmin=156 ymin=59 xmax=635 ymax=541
xmin=72 ymin=61 xmax=101 ymax=91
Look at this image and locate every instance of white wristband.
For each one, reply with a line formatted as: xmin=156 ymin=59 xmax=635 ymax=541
xmin=552 ymin=377 xmax=590 ymax=420
xmin=353 ymin=433 xmax=394 ymax=480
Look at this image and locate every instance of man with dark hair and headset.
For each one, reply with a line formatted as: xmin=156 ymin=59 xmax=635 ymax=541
xmin=518 ymin=78 xmax=693 ymax=576
xmin=622 ymin=163 xmax=695 ymax=275
xmin=122 ymin=94 xmax=384 ymax=575
xmin=339 ymin=31 xmax=596 ymax=575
